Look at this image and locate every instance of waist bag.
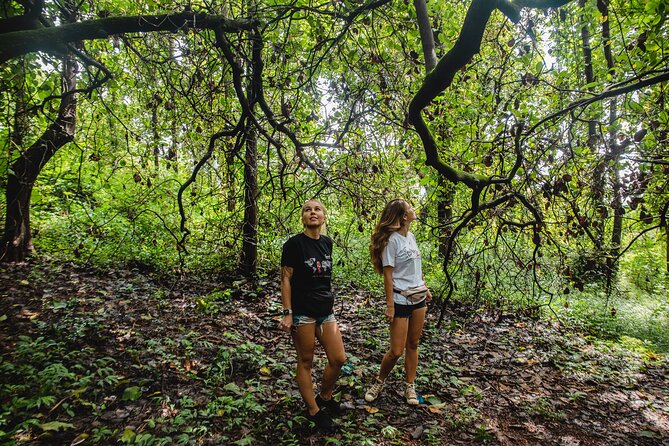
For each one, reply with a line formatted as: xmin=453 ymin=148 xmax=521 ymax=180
xmin=393 ymin=284 xmax=428 ymax=303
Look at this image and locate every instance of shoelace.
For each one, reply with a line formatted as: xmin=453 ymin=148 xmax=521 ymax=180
xmin=370 ymin=381 xmax=383 ymax=393
xmin=405 ymin=384 xmax=417 ymax=400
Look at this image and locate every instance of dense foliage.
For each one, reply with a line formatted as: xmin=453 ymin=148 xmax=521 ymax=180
xmin=0 ymin=0 xmax=667 ymax=345
xmin=1 ymin=0 xmax=668 ymax=444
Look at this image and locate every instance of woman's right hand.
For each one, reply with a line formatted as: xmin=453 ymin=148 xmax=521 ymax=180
xmin=384 ymin=306 xmax=394 ymax=323
xmin=279 ymin=314 xmax=292 ymax=332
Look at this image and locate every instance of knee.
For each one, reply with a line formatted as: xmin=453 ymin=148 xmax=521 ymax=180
xmin=330 ymin=355 xmax=346 ymax=369
xmin=297 ymin=356 xmax=314 ymax=370
xmin=387 ymin=349 xmax=403 ymax=361
xmin=406 ymin=339 xmax=419 ymax=351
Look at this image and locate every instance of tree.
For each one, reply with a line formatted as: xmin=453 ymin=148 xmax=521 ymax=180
xmin=1 ymin=3 xmax=79 ymax=261
xmin=407 ymin=0 xmax=669 ymax=322
xmin=0 ymin=0 xmax=404 ymax=265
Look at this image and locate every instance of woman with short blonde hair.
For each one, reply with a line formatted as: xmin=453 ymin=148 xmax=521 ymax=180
xmin=278 ymin=199 xmax=346 ymax=430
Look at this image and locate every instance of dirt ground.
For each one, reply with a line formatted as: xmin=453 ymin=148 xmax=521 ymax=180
xmin=1 ymin=259 xmax=668 ymax=445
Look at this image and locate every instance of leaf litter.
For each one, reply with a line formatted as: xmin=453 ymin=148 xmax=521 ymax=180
xmin=1 ymin=259 xmax=668 ymax=445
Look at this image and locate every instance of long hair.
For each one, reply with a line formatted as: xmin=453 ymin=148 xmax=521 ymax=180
xmin=370 ymin=199 xmax=410 ymax=274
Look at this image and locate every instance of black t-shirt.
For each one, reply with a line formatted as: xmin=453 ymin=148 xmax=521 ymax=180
xmin=281 ymin=233 xmax=334 ymax=317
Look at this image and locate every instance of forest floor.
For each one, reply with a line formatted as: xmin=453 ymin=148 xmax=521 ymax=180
xmin=1 ymin=259 xmax=668 ymax=446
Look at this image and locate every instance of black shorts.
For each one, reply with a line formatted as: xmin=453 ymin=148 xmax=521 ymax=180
xmin=394 ymin=299 xmax=427 ymax=318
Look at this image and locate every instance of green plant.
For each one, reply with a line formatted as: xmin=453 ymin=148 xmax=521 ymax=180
xmin=522 ymin=397 xmax=566 ymax=421
xmin=474 ymin=423 xmax=493 ymax=442
xmin=0 ymin=335 xmax=124 ymax=441
xmin=451 ymin=406 xmax=480 ymax=428
xmin=196 ymin=289 xmax=233 ymax=315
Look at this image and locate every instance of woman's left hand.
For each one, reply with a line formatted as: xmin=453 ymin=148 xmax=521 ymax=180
xmin=278 ymin=314 xmax=292 ymax=332
xmin=426 ymin=289 xmax=433 ymax=303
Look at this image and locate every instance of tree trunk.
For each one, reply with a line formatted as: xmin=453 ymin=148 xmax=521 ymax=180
xmin=0 ymin=51 xmax=78 ymax=262
xmin=240 ymin=124 xmax=258 ymax=276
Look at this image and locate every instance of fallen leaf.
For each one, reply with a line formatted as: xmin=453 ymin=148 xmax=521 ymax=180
xmin=70 ymin=433 xmax=89 ymax=446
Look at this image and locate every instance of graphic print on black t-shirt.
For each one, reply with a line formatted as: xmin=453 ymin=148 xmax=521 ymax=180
xmin=304 ymin=257 xmax=332 ymax=276
xmin=281 ymin=233 xmax=334 ymax=317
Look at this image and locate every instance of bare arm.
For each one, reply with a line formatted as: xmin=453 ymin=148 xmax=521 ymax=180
xmin=279 ymin=266 xmax=294 ymax=331
xmin=383 ymin=266 xmax=395 ymax=322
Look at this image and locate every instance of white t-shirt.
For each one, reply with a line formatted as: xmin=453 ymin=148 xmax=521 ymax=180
xmin=381 ymin=231 xmax=425 ymax=305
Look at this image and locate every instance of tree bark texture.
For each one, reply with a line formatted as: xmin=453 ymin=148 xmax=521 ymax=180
xmin=240 ymin=121 xmax=258 ymax=277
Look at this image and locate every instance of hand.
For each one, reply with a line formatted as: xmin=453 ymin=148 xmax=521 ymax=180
xmin=384 ymin=306 xmax=394 ymax=323
xmin=426 ymin=289 xmax=433 ymax=303
xmin=278 ymin=314 xmax=292 ymax=332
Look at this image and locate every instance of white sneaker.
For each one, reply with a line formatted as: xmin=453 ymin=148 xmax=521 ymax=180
xmin=364 ymin=377 xmax=385 ymax=402
xmin=405 ymin=382 xmax=419 ymax=405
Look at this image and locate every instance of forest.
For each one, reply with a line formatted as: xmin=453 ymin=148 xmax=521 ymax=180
xmin=0 ymin=0 xmax=668 ymax=444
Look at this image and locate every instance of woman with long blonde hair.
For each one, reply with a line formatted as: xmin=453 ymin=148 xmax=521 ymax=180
xmin=365 ymin=198 xmax=431 ymax=405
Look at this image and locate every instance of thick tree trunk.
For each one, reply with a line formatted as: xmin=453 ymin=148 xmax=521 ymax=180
xmin=240 ymin=124 xmax=258 ymax=276
xmin=1 ymin=53 xmax=77 ymax=262
xmin=580 ymin=0 xmax=604 ymax=249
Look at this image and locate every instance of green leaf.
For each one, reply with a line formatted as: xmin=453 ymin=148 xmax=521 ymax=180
xmin=122 ymin=386 xmax=142 ymax=401
xmin=427 ymin=395 xmax=443 ymax=405
xmin=40 ymin=421 xmax=74 ymax=432
xmin=223 ymin=382 xmax=243 ymax=395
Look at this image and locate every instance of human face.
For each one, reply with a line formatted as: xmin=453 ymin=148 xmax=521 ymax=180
xmin=403 ymin=202 xmax=417 ymax=224
xmin=302 ymin=200 xmax=326 ymax=229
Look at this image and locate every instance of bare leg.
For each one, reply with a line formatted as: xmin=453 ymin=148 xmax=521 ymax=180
xmin=315 ymin=321 xmax=346 ymax=399
xmin=404 ymin=306 xmax=426 ymax=383
xmin=378 ymin=316 xmax=409 ymax=380
xmin=292 ymin=324 xmax=319 ymax=415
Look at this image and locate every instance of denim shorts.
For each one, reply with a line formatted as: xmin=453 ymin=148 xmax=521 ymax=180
xmin=292 ymin=313 xmax=336 ymax=327
xmin=394 ymin=299 xmax=427 ymax=318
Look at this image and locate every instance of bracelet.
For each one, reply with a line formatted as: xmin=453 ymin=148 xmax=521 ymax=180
xmin=282 ymin=308 xmax=292 ymax=315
